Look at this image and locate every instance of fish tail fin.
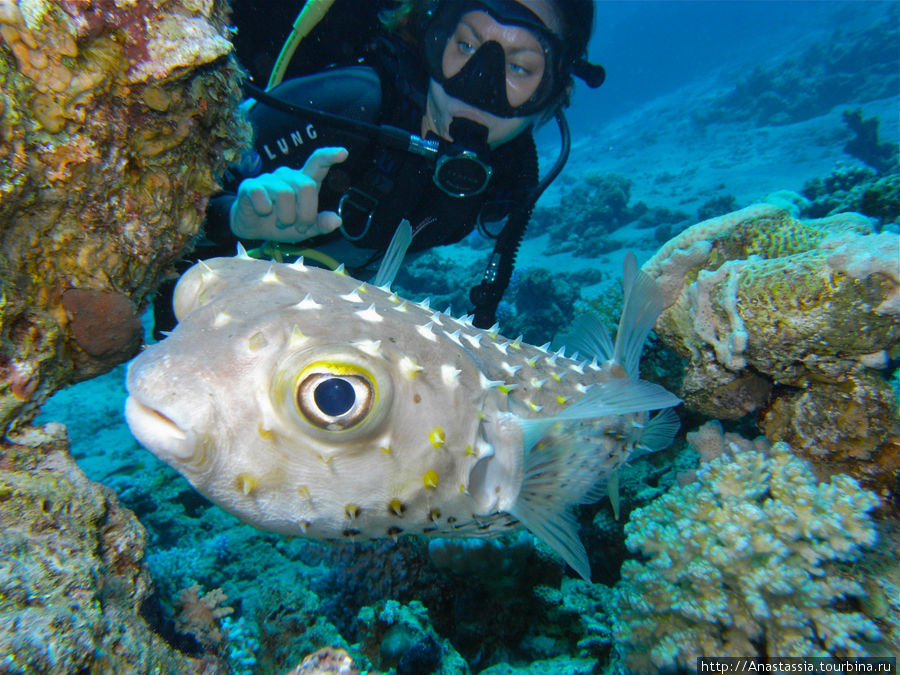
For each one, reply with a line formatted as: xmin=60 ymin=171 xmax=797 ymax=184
xmin=612 ymin=252 xmax=664 ymax=376
xmin=510 ymin=379 xmax=681 ymax=580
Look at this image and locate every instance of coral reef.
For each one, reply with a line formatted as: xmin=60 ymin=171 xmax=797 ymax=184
xmin=643 ymin=204 xmax=900 ymax=499
xmin=691 ymin=5 xmax=899 ymax=127
xmin=613 ymin=429 xmax=885 ymax=672
xmin=356 ymin=599 xmax=468 ymax=675
xmin=841 ymin=108 xmax=898 ymax=173
xmin=284 ymin=648 xmax=360 ymax=675
xmin=533 ymin=172 xmax=643 ymax=257
xmin=0 ymin=423 xmax=228 ymax=672
xmin=0 ymin=0 xmax=250 ymax=432
xmin=802 ymin=164 xmax=899 ymax=226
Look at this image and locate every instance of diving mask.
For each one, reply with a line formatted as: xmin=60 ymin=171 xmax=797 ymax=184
xmin=422 ymin=0 xmax=587 ymax=118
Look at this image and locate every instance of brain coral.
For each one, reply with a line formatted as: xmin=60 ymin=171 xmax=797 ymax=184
xmin=0 ymin=0 xmax=250 ymax=431
xmin=642 ymin=204 xmax=900 ymax=500
xmin=613 ymin=434 xmax=884 ymax=673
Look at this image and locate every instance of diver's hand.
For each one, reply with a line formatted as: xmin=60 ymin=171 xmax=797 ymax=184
xmin=229 ymin=146 xmax=349 ymax=242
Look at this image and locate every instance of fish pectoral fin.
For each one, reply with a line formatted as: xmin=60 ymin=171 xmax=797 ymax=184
xmin=507 ymin=432 xmax=599 ymax=581
xmin=509 ymin=491 xmax=590 ymax=581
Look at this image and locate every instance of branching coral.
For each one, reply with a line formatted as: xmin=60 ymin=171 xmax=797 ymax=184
xmin=613 ymin=436 xmax=882 ymax=673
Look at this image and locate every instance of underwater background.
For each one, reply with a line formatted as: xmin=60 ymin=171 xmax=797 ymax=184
xmin=2 ymin=0 xmax=897 ymax=673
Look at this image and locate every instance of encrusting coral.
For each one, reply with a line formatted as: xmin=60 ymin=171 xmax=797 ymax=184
xmin=0 ymin=0 xmax=251 ymax=432
xmin=643 ymin=204 xmax=900 ymax=501
xmin=612 ymin=425 xmax=885 ymax=673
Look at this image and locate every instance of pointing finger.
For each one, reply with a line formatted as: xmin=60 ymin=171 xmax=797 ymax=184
xmin=299 ymin=146 xmax=349 ymax=184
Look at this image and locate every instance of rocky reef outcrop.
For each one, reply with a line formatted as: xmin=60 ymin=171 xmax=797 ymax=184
xmin=0 ymin=0 xmax=249 ymax=668
xmin=0 ymin=0 xmax=250 ymax=432
xmin=643 ymin=204 xmax=900 ymax=502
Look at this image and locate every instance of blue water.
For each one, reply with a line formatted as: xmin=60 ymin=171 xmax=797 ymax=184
xmin=570 ymin=0 xmax=894 ymax=128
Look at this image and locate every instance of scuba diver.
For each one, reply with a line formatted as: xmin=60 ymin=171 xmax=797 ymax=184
xmin=154 ymin=0 xmax=604 ymax=336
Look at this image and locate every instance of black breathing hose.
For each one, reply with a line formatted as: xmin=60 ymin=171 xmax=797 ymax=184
xmin=469 ymin=109 xmax=571 ymax=328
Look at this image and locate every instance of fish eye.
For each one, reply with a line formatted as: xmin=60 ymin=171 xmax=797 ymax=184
xmin=296 ymin=372 xmax=374 ymax=430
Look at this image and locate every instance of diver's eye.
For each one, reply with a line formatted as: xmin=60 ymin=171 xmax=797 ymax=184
xmin=297 ymin=373 xmax=374 ymax=430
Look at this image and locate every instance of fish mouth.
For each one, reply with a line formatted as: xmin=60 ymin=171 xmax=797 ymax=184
xmin=124 ymin=396 xmax=195 ymax=460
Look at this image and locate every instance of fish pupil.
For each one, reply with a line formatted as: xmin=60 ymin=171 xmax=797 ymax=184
xmin=314 ymin=378 xmax=355 ymax=416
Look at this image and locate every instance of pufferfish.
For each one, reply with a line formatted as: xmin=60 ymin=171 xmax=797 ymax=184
xmin=125 ymin=250 xmax=680 ymax=580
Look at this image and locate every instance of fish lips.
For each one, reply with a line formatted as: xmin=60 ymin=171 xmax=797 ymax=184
xmin=124 ymin=395 xmax=197 ymax=461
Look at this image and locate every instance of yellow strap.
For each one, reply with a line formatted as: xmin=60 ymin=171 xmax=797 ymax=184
xmin=246 ymin=242 xmax=341 ymax=270
xmin=266 ymin=0 xmax=337 ymax=91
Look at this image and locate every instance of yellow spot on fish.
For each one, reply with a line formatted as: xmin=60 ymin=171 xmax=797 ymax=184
xmin=297 ymin=485 xmax=311 ymax=499
xmin=345 ymin=503 xmax=360 ymax=519
xmin=526 ymin=356 xmax=538 ymax=367
xmin=459 ymin=483 xmax=466 ymax=494
xmin=527 ymin=400 xmax=543 ymax=413
xmin=381 ymin=445 xmax=392 ymax=454
xmin=236 ymin=473 xmax=257 ymax=496
xmin=429 ymin=508 xmax=441 ymax=521
xmin=429 ymin=427 xmax=445 ymax=447
xmin=424 ymin=470 xmax=439 ymax=489
xmin=388 ymin=498 xmax=405 ymax=516
xmin=552 ymin=372 xmax=563 ymax=381
xmin=257 ymin=425 xmax=274 ymax=441
xmin=511 ymin=336 xmax=523 ymax=350
xmin=498 ymin=383 xmax=518 ymax=394
xmin=248 ymin=332 xmax=267 ymax=351
xmin=557 ymin=394 xmax=569 ymax=405
xmin=465 ymin=445 xmax=474 ymax=456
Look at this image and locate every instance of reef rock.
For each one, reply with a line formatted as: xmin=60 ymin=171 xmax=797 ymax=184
xmin=0 ymin=423 xmax=228 ymax=672
xmin=0 ymin=0 xmax=250 ymax=432
xmin=643 ymin=204 xmax=900 ymax=499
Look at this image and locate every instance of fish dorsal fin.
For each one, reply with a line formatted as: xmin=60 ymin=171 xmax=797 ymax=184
xmin=613 ymin=252 xmax=664 ymax=376
xmin=371 ymin=219 xmax=412 ymax=289
xmin=559 ymin=313 xmax=614 ymax=364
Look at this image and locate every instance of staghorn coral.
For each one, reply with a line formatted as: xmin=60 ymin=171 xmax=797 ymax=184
xmin=0 ymin=0 xmax=251 ymax=432
xmin=612 ymin=435 xmax=883 ymax=673
xmin=643 ymin=204 xmax=900 ymax=499
xmin=0 ymin=423 xmax=229 ymax=672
